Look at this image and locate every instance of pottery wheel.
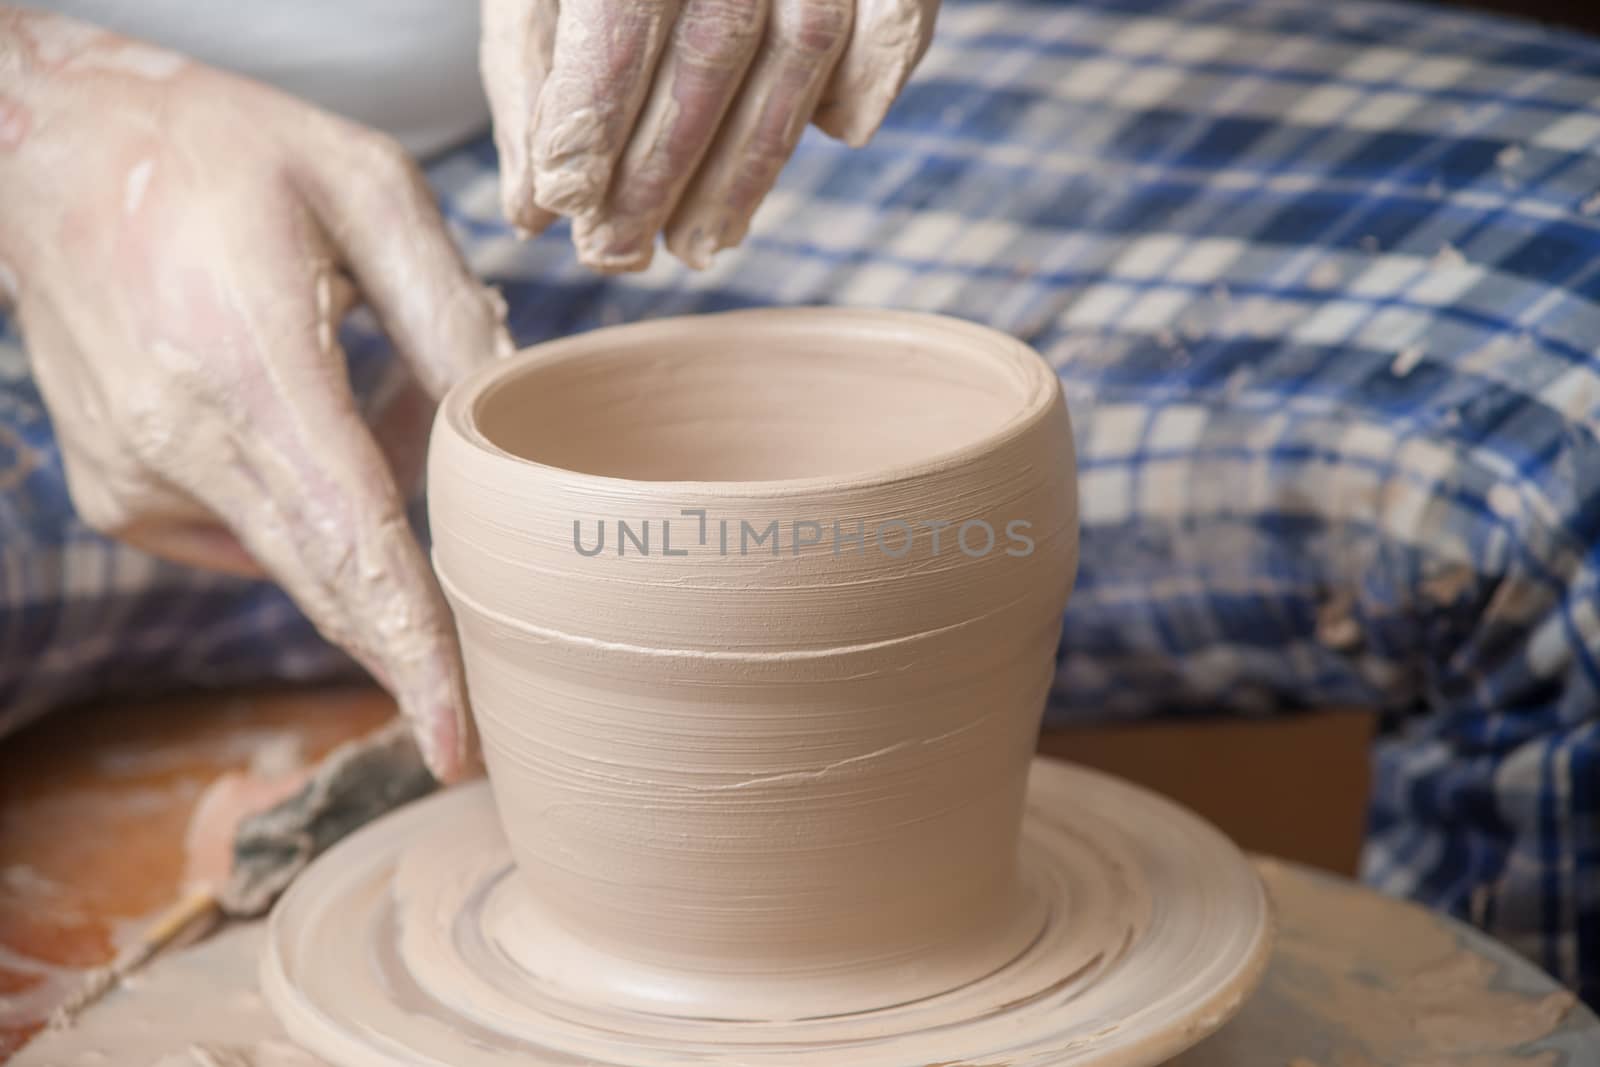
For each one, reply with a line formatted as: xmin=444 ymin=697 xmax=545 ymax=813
xmin=260 ymin=758 xmax=1271 ymax=1067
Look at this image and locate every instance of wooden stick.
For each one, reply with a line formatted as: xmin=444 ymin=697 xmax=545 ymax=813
xmin=47 ymin=888 xmax=221 ymax=1030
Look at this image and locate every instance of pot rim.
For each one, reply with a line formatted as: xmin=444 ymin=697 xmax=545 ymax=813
xmin=437 ymin=307 xmax=1063 ymax=499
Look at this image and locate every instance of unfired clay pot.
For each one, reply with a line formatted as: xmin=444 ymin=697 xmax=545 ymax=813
xmin=427 ymin=308 xmax=1077 ymax=1021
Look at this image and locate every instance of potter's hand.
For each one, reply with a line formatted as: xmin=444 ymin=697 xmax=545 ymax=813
xmin=482 ymin=0 xmax=939 ymax=272
xmin=0 ymin=10 xmax=510 ymax=782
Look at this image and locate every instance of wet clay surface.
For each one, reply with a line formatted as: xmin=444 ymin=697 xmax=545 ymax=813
xmin=12 ymin=851 xmax=1594 ymax=1066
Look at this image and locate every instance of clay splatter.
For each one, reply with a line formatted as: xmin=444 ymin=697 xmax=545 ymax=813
xmin=0 ymin=94 xmax=29 ymax=151
xmin=1307 ymin=260 xmax=1342 ymax=290
xmin=1391 ymin=345 xmax=1425 ymax=377
xmin=1431 ymin=243 xmax=1467 ymax=270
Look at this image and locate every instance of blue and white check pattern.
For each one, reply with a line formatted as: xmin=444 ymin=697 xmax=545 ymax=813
xmin=2 ymin=0 xmax=1599 ymax=1000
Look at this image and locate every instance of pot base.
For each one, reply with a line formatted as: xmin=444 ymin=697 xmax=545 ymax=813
xmin=261 ymin=758 xmax=1272 ymax=1067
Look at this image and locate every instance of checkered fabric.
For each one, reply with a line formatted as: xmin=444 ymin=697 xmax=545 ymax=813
xmin=2 ymin=0 xmax=1599 ymax=1000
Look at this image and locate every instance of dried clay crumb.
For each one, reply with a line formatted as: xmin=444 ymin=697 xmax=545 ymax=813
xmin=1431 ymin=243 xmax=1468 ymax=270
xmin=1307 ymin=260 xmax=1342 ymax=290
xmin=1391 ymin=345 xmax=1425 ymax=377
xmin=1488 ymin=483 xmax=1521 ymax=518
xmin=1315 ymin=594 xmax=1363 ymax=652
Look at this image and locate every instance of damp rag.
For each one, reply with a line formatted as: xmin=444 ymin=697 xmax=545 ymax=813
xmin=50 ymin=722 xmax=435 ymax=1027
xmin=218 ymin=719 xmax=437 ymax=917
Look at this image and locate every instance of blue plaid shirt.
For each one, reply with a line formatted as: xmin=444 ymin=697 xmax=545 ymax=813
xmin=3 ymin=0 xmax=1599 ymax=1003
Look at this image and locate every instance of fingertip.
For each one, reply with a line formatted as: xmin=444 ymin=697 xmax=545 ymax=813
xmin=667 ymin=238 xmax=715 ymax=271
xmin=582 ymin=248 xmax=657 ymax=275
xmin=404 ymin=688 xmax=475 ymax=785
xmin=573 ymin=215 xmax=657 ymax=274
xmin=409 ymin=658 xmax=476 ymax=787
xmin=814 ymin=72 xmax=900 ymax=148
xmin=434 ymin=642 xmax=480 ymax=784
xmin=813 ymin=103 xmax=883 ymax=149
xmin=664 ymin=217 xmax=723 ymax=270
xmin=414 ymin=280 xmax=517 ymax=399
xmin=500 ymin=163 xmax=559 ymax=236
xmin=456 ymin=736 xmax=487 ymax=782
xmin=428 ymin=712 xmax=464 ymax=784
xmin=445 ymin=705 xmax=485 ymax=783
xmin=816 ymin=0 xmax=936 ymax=150
xmin=511 ymin=205 xmax=560 ymax=238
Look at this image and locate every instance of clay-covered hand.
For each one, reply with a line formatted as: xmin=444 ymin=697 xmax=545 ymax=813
xmin=0 ymin=10 xmax=511 ymax=782
xmin=481 ymin=0 xmax=939 ymax=272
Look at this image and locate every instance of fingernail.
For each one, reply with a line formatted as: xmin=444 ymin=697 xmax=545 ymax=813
xmin=844 ymin=103 xmax=891 ymax=148
xmin=582 ymin=246 xmax=654 ymax=274
xmin=428 ymin=707 xmax=461 ymax=783
xmin=816 ymin=84 xmax=898 ymax=148
xmin=403 ymin=686 xmax=467 ymax=784
xmin=575 ymin=216 xmax=655 ymax=274
xmin=444 ymin=683 xmax=484 ymax=781
xmin=668 ymin=222 xmax=723 ymax=271
xmin=512 ymin=203 xmax=559 ymax=238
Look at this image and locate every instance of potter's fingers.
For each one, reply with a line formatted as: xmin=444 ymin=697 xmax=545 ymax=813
xmin=134 ymin=247 xmax=480 ymax=782
xmin=293 ymin=126 xmax=513 ymax=401
xmin=529 ymin=0 xmax=682 ymax=216
xmin=480 ymin=0 xmax=560 ymax=233
xmin=237 ymin=489 xmax=476 ymax=786
xmin=198 ymin=374 xmax=477 ymax=785
xmin=573 ymin=0 xmax=767 ymax=272
xmin=812 ymin=0 xmax=937 ymax=146
xmin=664 ymin=0 xmax=851 ymax=268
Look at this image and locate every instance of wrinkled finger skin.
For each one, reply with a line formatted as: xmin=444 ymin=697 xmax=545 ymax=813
xmin=529 ymin=0 xmax=681 ymax=216
xmin=813 ymin=0 xmax=938 ymax=147
xmin=480 ymin=0 xmax=559 ymax=234
xmin=482 ymin=0 xmax=940 ymax=272
xmin=575 ymin=0 xmax=767 ymax=272
xmin=666 ymin=0 xmax=852 ymax=268
xmin=0 ymin=8 xmax=512 ymax=781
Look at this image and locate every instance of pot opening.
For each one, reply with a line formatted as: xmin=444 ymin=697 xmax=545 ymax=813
xmin=472 ymin=314 xmax=1043 ymax=482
